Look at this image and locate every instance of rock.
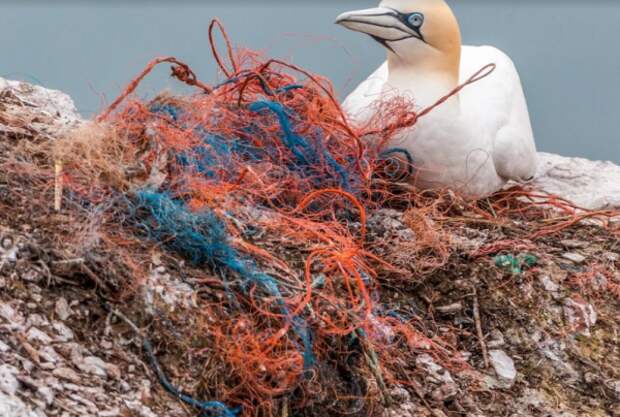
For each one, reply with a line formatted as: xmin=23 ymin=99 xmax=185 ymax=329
xmin=51 ymin=321 xmax=74 ymax=342
xmin=519 ymin=388 xmax=547 ymax=408
xmin=0 ymin=303 xmax=25 ymax=330
xmin=489 ymin=350 xmax=517 ymax=385
xmin=535 ymin=334 xmax=581 ymax=383
xmin=68 ymin=393 xmax=98 ymax=413
xmin=98 ymin=409 xmax=121 ymax=417
xmin=29 ymin=293 xmax=42 ymax=304
xmin=603 ymin=251 xmax=620 ymax=262
xmin=78 ymin=356 xmax=108 ymax=378
xmin=560 ymin=240 xmax=589 ymax=249
xmin=55 ymin=298 xmax=72 ymax=321
xmin=137 ymin=379 xmax=152 ymax=401
xmin=431 ymin=382 xmax=458 ymax=402
xmin=52 ymin=367 xmax=81 ymax=383
xmin=0 ymin=76 xmax=81 ymax=139
xmin=0 ymin=340 xmax=10 ymax=353
xmin=563 ymin=297 xmax=597 ymax=336
xmin=436 ymin=302 xmax=463 ymax=314
xmin=44 ymin=376 xmax=62 ymax=393
xmin=487 ymin=330 xmax=506 ymax=349
xmin=62 ymin=342 xmax=85 ymax=366
xmin=123 ymin=400 xmax=159 ymax=417
xmin=383 ymin=389 xmax=421 ymax=417
xmin=606 ymin=380 xmax=620 ymax=400
xmin=562 ymin=253 xmax=586 ymax=264
xmin=119 ymin=380 xmax=131 ymax=393
xmin=0 ymin=391 xmax=39 ymax=417
xmin=20 ymin=269 xmax=44 ymax=283
xmin=416 ymin=354 xmax=455 ymax=385
xmin=0 ymin=365 xmax=19 ymax=396
xmin=26 ymin=314 xmax=49 ymax=328
xmin=36 ymin=386 xmax=55 ymax=406
xmin=389 ymin=386 xmax=411 ymax=403
xmin=583 ymin=372 xmax=599 ymax=385
xmin=533 ymin=152 xmax=620 ymax=210
xmin=143 ymin=265 xmax=196 ymax=312
xmin=19 ymin=359 xmax=34 ymax=374
xmin=25 ymin=327 xmax=52 ymax=345
xmin=0 ymin=233 xmax=19 ymax=264
xmin=39 ymin=362 xmax=55 ymax=371
xmin=105 ymin=363 xmax=121 ymax=380
xmin=481 ymin=375 xmax=504 ymax=390
xmin=431 ymin=409 xmax=448 ymax=417
xmin=539 ymin=275 xmax=560 ymax=292
xmin=38 ymin=346 xmax=62 ymax=364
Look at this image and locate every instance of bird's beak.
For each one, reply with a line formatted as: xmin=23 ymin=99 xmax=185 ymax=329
xmin=335 ymin=7 xmax=423 ymax=45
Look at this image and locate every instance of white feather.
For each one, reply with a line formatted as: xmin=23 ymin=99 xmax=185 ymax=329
xmin=343 ymin=45 xmax=537 ymax=197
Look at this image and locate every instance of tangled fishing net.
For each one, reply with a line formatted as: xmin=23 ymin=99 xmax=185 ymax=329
xmin=2 ymin=19 xmax=619 ymax=417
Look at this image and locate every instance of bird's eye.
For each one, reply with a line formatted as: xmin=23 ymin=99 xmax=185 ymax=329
xmin=407 ymin=13 xmax=424 ymax=28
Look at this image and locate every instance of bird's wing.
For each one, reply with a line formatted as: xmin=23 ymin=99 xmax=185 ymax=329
xmin=460 ymin=45 xmax=538 ymax=181
xmin=342 ymin=61 xmax=388 ymax=125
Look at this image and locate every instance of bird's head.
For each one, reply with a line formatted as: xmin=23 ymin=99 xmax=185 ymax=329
xmin=336 ymin=0 xmax=461 ymax=77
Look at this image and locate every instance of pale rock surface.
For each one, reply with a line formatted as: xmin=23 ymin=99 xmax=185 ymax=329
xmin=0 ymin=391 xmax=41 ymax=417
xmin=562 ymin=252 xmax=587 ymax=264
xmin=0 ymin=365 xmax=20 ymax=396
xmin=539 ymin=275 xmax=560 ymax=293
xmin=533 ymin=152 xmax=620 ymax=210
xmin=54 ymin=298 xmax=72 ymax=321
xmin=0 ymin=77 xmax=81 ymax=138
xmin=563 ymin=297 xmax=598 ymax=337
xmin=489 ymin=350 xmax=517 ymax=385
xmin=79 ymin=356 xmax=108 ymax=378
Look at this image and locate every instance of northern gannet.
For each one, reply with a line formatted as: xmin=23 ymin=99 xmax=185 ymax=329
xmin=336 ymin=0 xmax=537 ymax=197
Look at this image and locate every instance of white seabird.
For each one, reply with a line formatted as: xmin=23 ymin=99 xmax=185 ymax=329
xmin=336 ymin=0 xmax=537 ymax=197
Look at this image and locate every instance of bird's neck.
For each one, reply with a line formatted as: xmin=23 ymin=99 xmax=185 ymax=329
xmin=387 ymin=53 xmax=461 ymax=113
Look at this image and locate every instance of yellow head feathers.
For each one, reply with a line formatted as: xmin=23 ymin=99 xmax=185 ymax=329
xmin=337 ymin=0 xmax=462 ymax=79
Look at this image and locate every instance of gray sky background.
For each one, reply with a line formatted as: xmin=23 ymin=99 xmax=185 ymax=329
xmin=1 ymin=1 xmax=619 ymax=162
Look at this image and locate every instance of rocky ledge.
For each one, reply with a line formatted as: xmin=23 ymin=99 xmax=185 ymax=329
xmin=534 ymin=153 xmax=620 ymax=210
xmin=1 ymin=78 xmax=619 ymax=417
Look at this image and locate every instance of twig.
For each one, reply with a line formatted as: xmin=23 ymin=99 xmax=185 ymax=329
xmin=51 ymin=258 xmax=86 ymax=266
xmin=54 ymin=160 xmax=63 ymax=212
xmin=471 ymin=285 xmax=490 ymax=369
xmin=49 ymin=258 xmax=108 ymax=290
xmin=109 ymin=308 xmax=143 ymax=336
xmin=281 ymin=397 xmax=289 ymax=417
xmin=485 ymin=197 xmax=498 ymax=219
xmin=81 ymin=263 xmax=108 ymax=290
xmin=357 ymin=329 xmax=393 ymax=407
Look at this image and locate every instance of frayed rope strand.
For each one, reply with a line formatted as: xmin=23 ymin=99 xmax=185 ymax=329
xmin=132 ymin=190 xmax=315 ymax=369
xmin=106 ymin=308 xmax=240 ymax=417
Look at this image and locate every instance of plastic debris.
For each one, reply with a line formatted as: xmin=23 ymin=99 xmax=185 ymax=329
xmin=494 ymin=253 xmax=538 ymax=275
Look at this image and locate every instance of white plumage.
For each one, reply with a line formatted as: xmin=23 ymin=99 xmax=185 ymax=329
xmin=337 ymin=0 xmax=537 ymax=197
